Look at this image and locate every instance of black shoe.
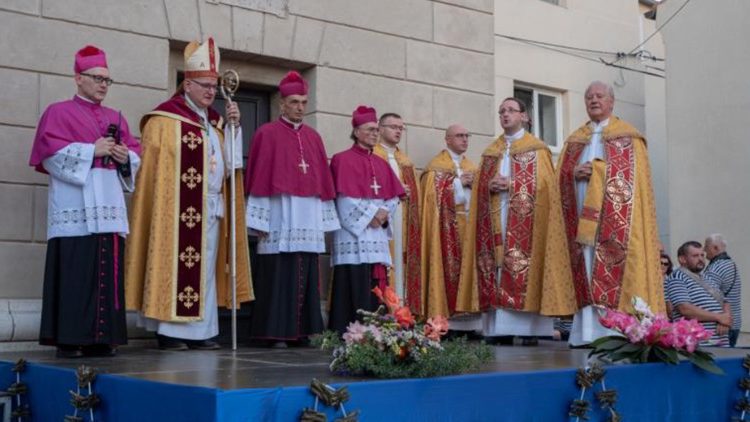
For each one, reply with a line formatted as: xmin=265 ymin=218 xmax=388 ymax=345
xmin=82 ymin=344 xmax=118 ymax=357
xmin=270 ymin=341 xmax=288 ymax=349
xmin=56 ymin=345 xmax=84 ymax=358
xmin=484 ymin=336 xmax=514 ymax=346
xmin=186 ymin=339 xmax=221 ymax=350
xmin=157 ymin=335 xmax=189 ymax=351
xmin=520 ymin=337 xmax=539 ymax=346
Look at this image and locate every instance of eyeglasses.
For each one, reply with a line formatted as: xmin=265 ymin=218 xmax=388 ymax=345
xmin=451 ymin=133 xmax=471 ymax=139
xmin=498 ymin=108 xmax=522 ymax=115
xmin=360 ymin=127 xmax=380 ymax=134
xmin=381 ymin=124 xmax=406 ymax=131
xmin=189 ymin=79 xmax=218 ymax=92
xmin=660 ymin=261 xmax=670 ymax=267
xmin=80 ymin=73 xmax=114 ymax=86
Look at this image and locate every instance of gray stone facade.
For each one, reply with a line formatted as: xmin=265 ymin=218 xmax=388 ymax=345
xmin=0 ymin=0 xmax=497 ymax=342
xmin=0 ymin=0 xmax=657 ymax=342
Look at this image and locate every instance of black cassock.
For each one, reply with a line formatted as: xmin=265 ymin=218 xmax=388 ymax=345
xmin=327 ymin=263 xmax=381 ymax=335
xmin=249 ymin=252 xmax=324 ymax=340
xmin=39 ymin=234 xmax=127 ymax=347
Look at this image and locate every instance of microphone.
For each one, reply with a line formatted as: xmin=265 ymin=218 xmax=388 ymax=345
xmin=102 ymin=123 xmax=131 ymax=177
xmin=102 ymin=124 xmax=117 ymax=167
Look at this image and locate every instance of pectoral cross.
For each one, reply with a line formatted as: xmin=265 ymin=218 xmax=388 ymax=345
xmin=209 ymin=145 xmax=217 ymax=174
xmin=298 ymin=157 xmax=309 ymax=174
xmin=370 ymin=177 xmax=381 ymax=195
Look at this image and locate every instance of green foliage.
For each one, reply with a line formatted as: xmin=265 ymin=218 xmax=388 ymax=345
xmin=317 ymin=331 xmax=493 ymax=379
xmin=310 ymin=330 xmax=343 ymax=350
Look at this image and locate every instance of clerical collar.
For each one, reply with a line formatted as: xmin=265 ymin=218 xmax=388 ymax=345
xmin=505 ymin=128 xmax=525 ymax=142
xmin=281 ymin=115 xmax=302 ymax=130
xmin=380 ymin=143 xmax=398 ymax=155
xmin=353 ymin=143 xmax=374 ymax=155
xmin=74 ymin=94 xmax=100 ymax=106
xmin=590 ymin=118 xmax=610 ymax=132
xmin=447 ymin=149 xmax=463 ymax=163
xmin=184 ymin=95 xmax=208 ymax=124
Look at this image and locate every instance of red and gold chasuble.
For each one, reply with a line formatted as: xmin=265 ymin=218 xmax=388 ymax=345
xmin=125 ymin=94 xmax=253 ymax=322
xmin=420 ymin=150 xmax=478 ymax=318
xmin=458 ymin=133 xmax=576 ymax=316
xmin=558 ymin=117 xmax=661 ymax=312
xmin=474 ymin=147 xmax=538 ymax=311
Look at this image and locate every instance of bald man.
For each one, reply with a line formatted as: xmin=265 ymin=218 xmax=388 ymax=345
xmin=705 ymin=234 xmax=741 ymax=346
xmin=420 ymin=124 xmax=478 ymax=330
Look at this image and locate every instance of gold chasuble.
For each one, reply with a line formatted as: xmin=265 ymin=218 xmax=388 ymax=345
xmin=457 ymin=133 xmax=576 ymax=316
xmin=420 ymin=150 xmax=477 ymax=318
xmin=557 ymin=117 xmax=663 ymax=313
xmin=125 ymin=95 xmax=253 ymax=322
xmin=373 ymin=144 xmax=423 ymax=316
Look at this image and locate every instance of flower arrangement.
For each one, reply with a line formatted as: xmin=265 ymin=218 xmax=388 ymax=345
xmin=589 ymin=296 xmax=723 ymax=375
xmin=314 ymin=286 xmax=492 ymax=379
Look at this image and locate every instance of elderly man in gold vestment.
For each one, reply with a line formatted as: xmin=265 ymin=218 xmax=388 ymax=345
xmin=125 ymin=38 xmax=252 ymax=351
xmin=457 ymin=98 xmax=576 ymax=342
xmin=420 ymin=124 xmax=479 ymax=333
xmin=558 ymin=81 xmax=662 ymax=346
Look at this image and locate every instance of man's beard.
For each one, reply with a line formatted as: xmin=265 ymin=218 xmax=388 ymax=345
xmin=687 ymin=263 xmax=705 ymax=273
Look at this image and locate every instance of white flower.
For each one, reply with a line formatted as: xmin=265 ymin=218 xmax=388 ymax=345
xmin=631 ymin=296 xmax=654 ymax=320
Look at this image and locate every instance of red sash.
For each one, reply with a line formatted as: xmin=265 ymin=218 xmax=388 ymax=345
xmin=474 ymin=150 xmax=538 ymax=310
xmin=498 ymin=151 xmax=538 ymax=310
xmin=559 ymin=142 xmax=590 ymax=308
xmin=559 ymin=137 xmax=636 ymax=309
xmin=591 ymin=137 xmax=635 ymax=307
xmin=434 ymin=172 xmax=462 ymax=313
xmin=400 ymin=165 xmax=422 ymax=314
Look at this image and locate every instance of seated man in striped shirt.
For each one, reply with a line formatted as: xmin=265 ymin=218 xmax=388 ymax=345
xmin=705 ymin=234 xmax=742 ymax=347
xmin=665 ymin=241 xmax=731 ymax=347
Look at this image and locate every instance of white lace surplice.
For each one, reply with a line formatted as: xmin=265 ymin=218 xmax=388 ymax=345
xmin=43 ymin=143 xmax=141 ymax=239
xmin=331 ymin=196 xmax=398 ymax=266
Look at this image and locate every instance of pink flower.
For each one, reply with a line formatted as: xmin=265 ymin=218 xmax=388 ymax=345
xmin=343 ymin=321 xmax=368 ymax=344
xmin=644 ymin=315 xmax=671 ymax=345
xmin=424 ymin=316 xmax=450 ymax=341
xmin=624 ymin=320 xmax=647 ymax=343
xmin=343 ymin=321 xmax=385 ymax=345
xmin=599 ymin=309 xmax=639 ymax=334
xmin=670 ymin=318 xmax=712 ymax=352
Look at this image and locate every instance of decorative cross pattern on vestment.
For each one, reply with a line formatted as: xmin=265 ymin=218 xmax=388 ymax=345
xmin=181 ymin=167 xmax=202 ymax=189
xmin=179 ymin=246 xmax=201 ymax=269
xmin=177 ymin=286 xmax=200 ymax=309
xmin=299 ymin=157 xmax=310 ymax=174
xmin=182 ymin=132 xmax=202 ymax=150
xmin=180 ymin=207 xmax=202 ymax=229
xmin=370 ymin=177 xmax=381 ymax=195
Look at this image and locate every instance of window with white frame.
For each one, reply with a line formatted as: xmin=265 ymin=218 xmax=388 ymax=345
xmin=514 ymin=86 xmax=563 ymax=151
